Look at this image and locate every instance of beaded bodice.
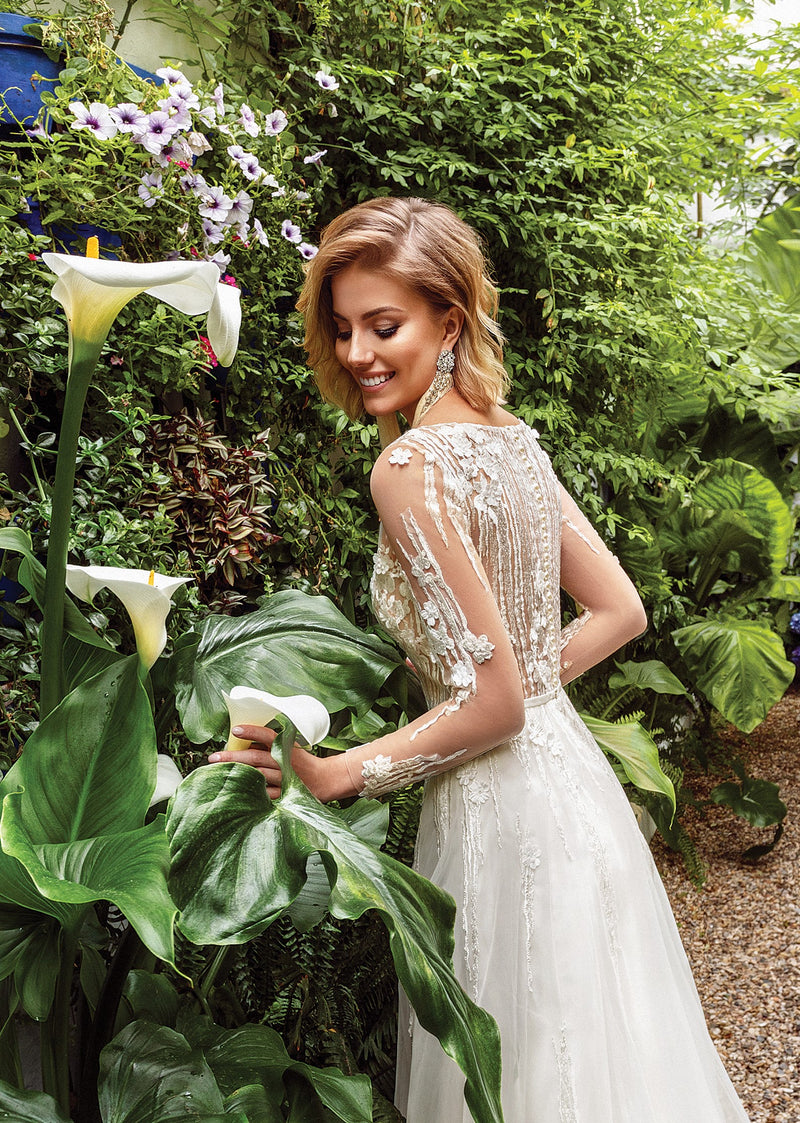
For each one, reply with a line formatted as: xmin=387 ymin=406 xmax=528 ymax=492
xmin=370 ymin=423 xmax=563 ymax=708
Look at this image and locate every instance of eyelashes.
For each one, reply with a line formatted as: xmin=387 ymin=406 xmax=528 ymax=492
xmin=335 ymin=325 xmax=400 ymax=342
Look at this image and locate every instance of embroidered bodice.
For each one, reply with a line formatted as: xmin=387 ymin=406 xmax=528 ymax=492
xmin=340 ymin=420 xmax=633 ymax=799
xmin=371 ymin=423 xmax=563 ymax=706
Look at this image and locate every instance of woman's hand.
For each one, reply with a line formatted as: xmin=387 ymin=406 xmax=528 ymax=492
xmin=208 ymin=724 xmax=283 ymax=799
xmin=207 ymin=724 xmax=352 ymax=802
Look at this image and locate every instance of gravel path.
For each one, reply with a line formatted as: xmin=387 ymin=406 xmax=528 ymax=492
xmin=652 ymin=691 xmax=800 ymax=1123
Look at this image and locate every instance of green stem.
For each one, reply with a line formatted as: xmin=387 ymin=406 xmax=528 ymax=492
xmin=40 ymin=345 xmax=103 ymax=717
xmin=42 ymin=927 xmax=79 ymax=1116
xmin=199 ymin=945 xmax=235 ymax=1000
xmin=110 ymin=0 xmax=137 ymax=51
xmin=7 ymin=403 xmax=48 ymax=502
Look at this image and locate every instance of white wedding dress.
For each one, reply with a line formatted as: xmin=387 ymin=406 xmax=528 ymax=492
xmin=357 ymin=421 xmax=750 ymax=1123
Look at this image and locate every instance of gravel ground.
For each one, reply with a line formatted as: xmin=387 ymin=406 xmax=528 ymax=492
xmin=652 ymin=691 xmax=800 ymax=1123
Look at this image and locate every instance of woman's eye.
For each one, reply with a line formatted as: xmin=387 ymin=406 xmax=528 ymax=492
xmin=335 ymin=330 xmax=352 ymax=341
xmin=375 ymin=326 xmax=399 ymax=339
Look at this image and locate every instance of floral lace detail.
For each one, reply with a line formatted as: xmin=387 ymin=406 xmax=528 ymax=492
xmin=359 ymin=748 xmax=468 ymax=799
xmin=458 ymin=761 xmax=491 ymax=994
xmin=560 ymin=609 xmax=593 ymax=651
xmin=388 ymin=446 xmax=413 ymax=465
xmin=562 ymin=513 xmax=600 ymax=555
xmin=515 ymin=815 xmax=542 ymax=993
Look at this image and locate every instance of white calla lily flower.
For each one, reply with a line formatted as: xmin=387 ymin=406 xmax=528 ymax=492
xmin=223 ymin=686 xmax=330 ymax=751
xmin=41 ymin=252 xmax=241 ymax=365
xmin=150 ymin=754 xmax=184 ymax=808
xmin=65 ymin=565 xmax=192 ymax=670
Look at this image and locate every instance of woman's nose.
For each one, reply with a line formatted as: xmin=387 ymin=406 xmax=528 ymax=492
xmin=348 ymin=331 xmax=375 ymax=367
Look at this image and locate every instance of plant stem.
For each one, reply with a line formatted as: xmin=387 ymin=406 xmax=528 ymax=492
xmin=7 ymin=403 xmax=48 ymax=502
xmin=76 ymin=924 xmax=147 ymax=1123
xmin=110 ymin=0 xmax=137 ymax=52
xmin=40 ymin=345 xmax=102 ymax=717
xmin=199 ymin=945 xmax=235 ymax=999
xmin=42 ymin=927 xmax=79 ymax=1116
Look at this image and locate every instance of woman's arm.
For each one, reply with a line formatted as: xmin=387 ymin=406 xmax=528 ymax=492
xmin=211 ymin=442 xmax=526 ymax=802
xmin=558 ymin=485 xmax=647 ymax=684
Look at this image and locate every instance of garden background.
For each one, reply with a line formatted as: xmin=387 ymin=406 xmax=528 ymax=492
xmin=1 ymin=0 xmax=799 ymax=1121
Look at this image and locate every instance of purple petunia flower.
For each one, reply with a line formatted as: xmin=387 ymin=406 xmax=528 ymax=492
xmin=206 ymin=249 xmax=231 ymax=271
xmin=153 ymin=135 xmax=194 ymax=167
xmin=314 ymin=70 xmax=339 ymax=91
xmin=110 ymin=103 xmax=147 ymax=133
xmin=264 ymin=109 xmax=288 ymax=136
xmin=298 ymin=242 xmax=318 ymax=260
xmin=238 ymin=104 xmax=259 ymax=137
xmin=210 ymin=84 xmax=225 ymax=115
xmin=197 ymin=184 xmax=234 ymax=222
xmin=227 ymin=144 xmax=262 ymax=180
xmin=281 ymin=219 xmax=302 ymax=244
xmin=25 ymin=121 xmax=48 ymax=139
xmin=252 ymin=218 xmax=269 ymax=247
xmin=303 ymin=149 xmax=327 ymax=164
xmin=156 ymin=66 xmax=188 ymax=87
xmin=202 ymin=218 xmax=226 ymax=244
xmin=790 ymin=612 xmax=800 ymax=636
xmin=138 ymin=171 xmax=163 ymax=207
xmin=790 ymin=645 xmax=800 ymax=668
xmin=226 ymin=190 xmax=254 ymax=226
xmin=136 ymin=111 xmax=181 ymax=154
xmin=70 ymin=101 xmax=118 ymax=140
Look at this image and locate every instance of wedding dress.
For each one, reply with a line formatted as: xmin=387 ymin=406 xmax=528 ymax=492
xmin=348 ymin=421 xmax=751 ymax=1123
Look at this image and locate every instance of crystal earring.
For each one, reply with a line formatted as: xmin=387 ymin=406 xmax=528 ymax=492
xmin=413 ymin=349 xmax=456 ymax=427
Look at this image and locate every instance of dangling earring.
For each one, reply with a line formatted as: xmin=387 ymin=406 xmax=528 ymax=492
xmin=413 ymin=349 xmax=455 ymax=427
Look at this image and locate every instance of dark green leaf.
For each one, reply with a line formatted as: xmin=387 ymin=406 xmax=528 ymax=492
xmin=170 ymin=591 xmax=404 ymax=743
xmin=608 ymin=659 xmax=688 ymax=696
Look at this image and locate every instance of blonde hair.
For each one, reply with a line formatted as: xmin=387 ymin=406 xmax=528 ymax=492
xmin=297 ymin=197 xmax=508 ymax=420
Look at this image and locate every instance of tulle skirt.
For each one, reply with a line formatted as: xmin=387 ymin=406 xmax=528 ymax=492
xmin=395 ymin=689 xmax=751 ymax=1122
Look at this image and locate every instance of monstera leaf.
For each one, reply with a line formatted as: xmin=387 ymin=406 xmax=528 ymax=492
xmin=169 ymin=590 xmax=404 ymax=743
xmin=166 ymin=728 xmax=504 ymax=1123
xmin=673 ymin=616 xmax=793 ymax=732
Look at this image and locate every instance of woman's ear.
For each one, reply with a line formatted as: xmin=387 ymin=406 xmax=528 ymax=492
xmin=442 ymin=305 xmax=464 ymax=349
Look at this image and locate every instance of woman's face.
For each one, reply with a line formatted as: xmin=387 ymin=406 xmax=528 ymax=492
xmin=330 ymin=265 xmax=460 ymax=422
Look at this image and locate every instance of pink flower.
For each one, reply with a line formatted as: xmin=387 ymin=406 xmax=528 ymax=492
xmin=198 ymin=335 xmax=219 ymax=367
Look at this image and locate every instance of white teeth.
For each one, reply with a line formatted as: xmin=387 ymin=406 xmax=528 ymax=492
xmin=360 ymin=372 xmax=394 ymax=387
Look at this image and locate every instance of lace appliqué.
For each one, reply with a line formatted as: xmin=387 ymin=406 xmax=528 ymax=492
xmin=359 ymin=748 xmax=468 ymax=799
xmin=555 ymin=1023 xmax=579 ymax=1123
xmin=562 ymin=513 xmax=600 ymax=555
xmin=515 ymin=816 xmax=542 ymax=993
xmin=559 ymin=608 xmax=593 ymax=670
xmin=388 ymin=446 xmax=413 ymax=465
xmin=458 ymin=761 xmax=490 ymax=994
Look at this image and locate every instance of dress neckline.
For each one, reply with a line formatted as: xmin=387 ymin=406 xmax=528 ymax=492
xmin=410 ymin=419 xmax=526 ymax=433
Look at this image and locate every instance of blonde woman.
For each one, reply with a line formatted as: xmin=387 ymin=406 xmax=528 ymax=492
xmin=212 ymin=197 xmax=750 ymax=1123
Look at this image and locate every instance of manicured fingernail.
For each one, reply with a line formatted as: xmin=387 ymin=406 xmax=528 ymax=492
xmin=232 ymin=726 xmax=244 ymax=736
xmin=208 ymin=753 xmax=220 ymax=762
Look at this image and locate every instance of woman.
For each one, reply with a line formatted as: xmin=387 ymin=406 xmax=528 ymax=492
xmin=211 ymin=197 xmax=750 ymax=1122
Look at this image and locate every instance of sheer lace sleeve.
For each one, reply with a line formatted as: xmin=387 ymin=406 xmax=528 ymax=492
xmin=342 ymin=442 xmax=526 ymax=799
xmin=558 ymin=486 xmax=647 ymax=684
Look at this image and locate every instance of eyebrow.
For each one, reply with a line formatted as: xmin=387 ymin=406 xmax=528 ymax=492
xmin=331 ymin=305 xmax=404 ymax=321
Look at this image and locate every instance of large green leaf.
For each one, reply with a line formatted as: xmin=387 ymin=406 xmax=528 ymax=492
xmin=0 ymin=910 xmax=62 ymax=1020
xmin=672 ymin=616 xmax=794 ymax=732
xmin=0 ymin=658 xmax=176 ymax=964
xmin=98 ymin=1021 xmax=225 ymax=1123
xmin=710 ymin=775 xmax=787 ymax=828
xmin=182 ymin=1018 xmax=373 ymax=1123
xmin=581 ymin=713 xmax=676 ymax=813
xmin=608 ymin=659 xmax=688 ymax=696
xmin=166 ymin=733 xmax=504 ymax=1123
xmin=744 ymin=193 xmax=800 ymax=305
xmin=169 ymin=590 xmax=404 ymax=743
xmin=0 ymin=1079 xmax=72 ymax=1123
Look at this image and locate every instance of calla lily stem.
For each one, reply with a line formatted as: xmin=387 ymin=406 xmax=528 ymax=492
xmin=41 ymin=342 xmax=104 ymax=716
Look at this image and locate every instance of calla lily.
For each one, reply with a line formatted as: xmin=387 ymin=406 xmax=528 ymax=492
xmin=39 ymin=241 xmax=241 ymax=715
xmin=150 ymin=754 xmax=184 ymax=808
xmin=41 ymin=252 xmax=242 ymax=364
xmin=65 ymin=565 xmax=192 ymax=671
xmin=222 ymin=686 xmax=330 ymax=751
